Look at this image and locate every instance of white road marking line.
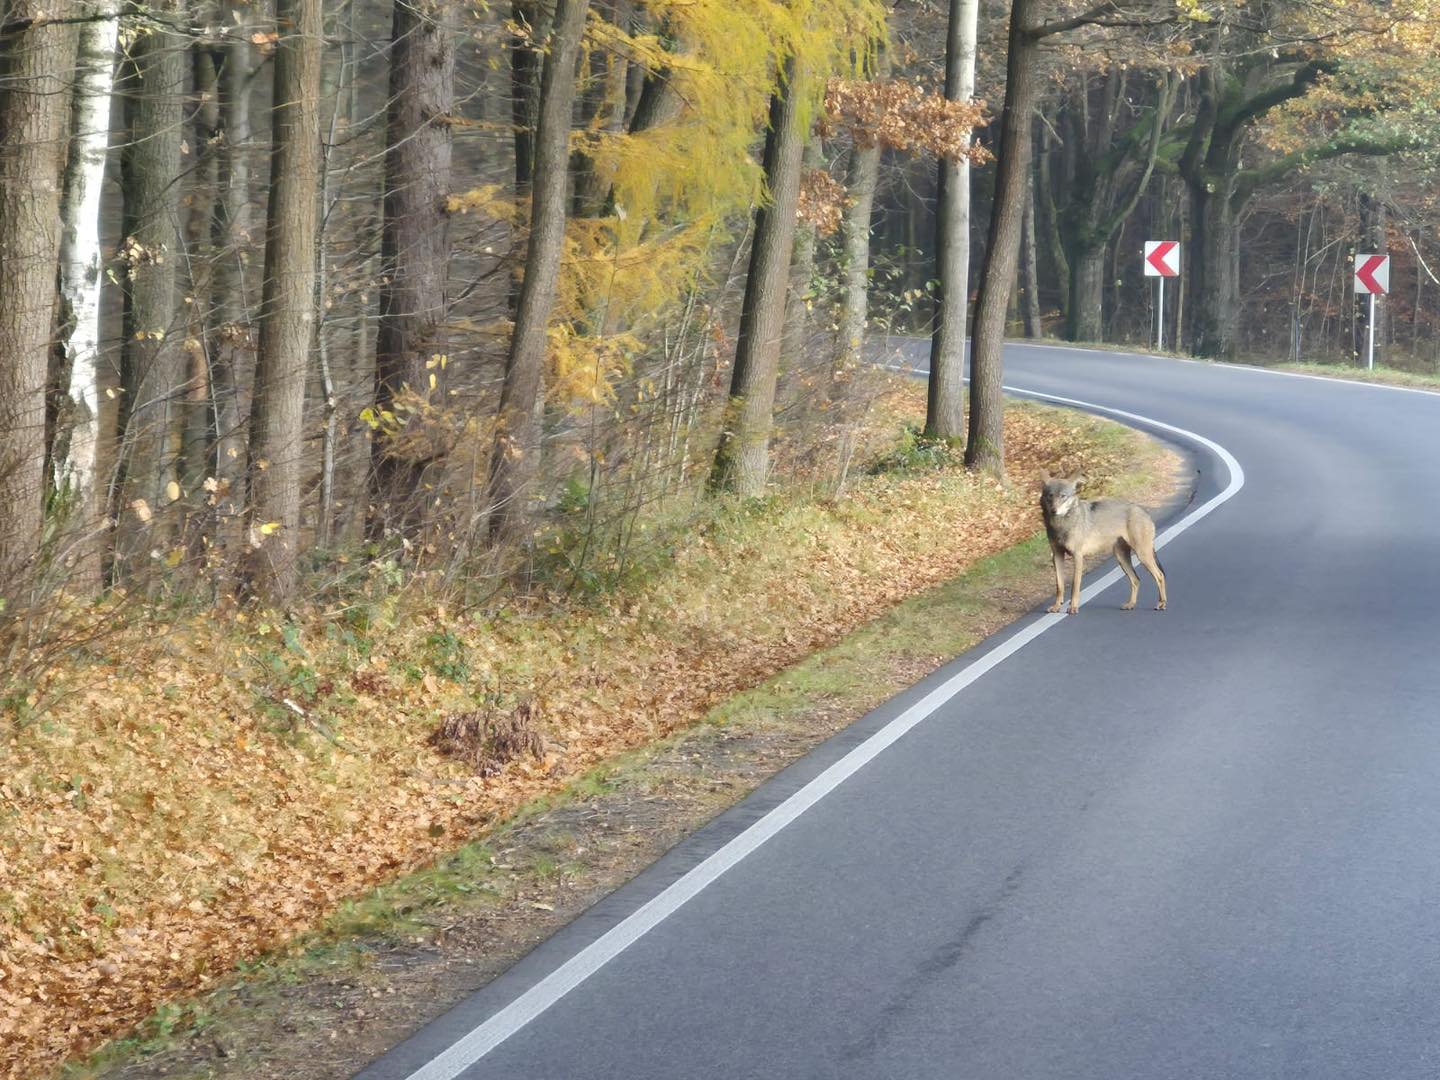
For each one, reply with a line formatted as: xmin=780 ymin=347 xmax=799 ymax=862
xmin=398 ymin=379 xmax=1245 ymax=1080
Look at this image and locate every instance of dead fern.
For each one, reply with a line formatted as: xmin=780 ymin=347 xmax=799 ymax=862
xmin=429 ymin=699 xmax=545 ymax=776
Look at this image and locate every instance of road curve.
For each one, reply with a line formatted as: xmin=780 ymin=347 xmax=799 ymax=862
xmin=359 ymin=344 xmax=1440 ymax=1080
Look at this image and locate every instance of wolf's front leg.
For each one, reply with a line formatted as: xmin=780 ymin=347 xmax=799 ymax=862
xmin=1048 ymin=549 xmax=1066 ymax=613
xmin=1068 ymin=553 xmax=1084 ymax=614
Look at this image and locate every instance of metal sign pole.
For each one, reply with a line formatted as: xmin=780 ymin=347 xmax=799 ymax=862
xmin=1367 ymin=292 xmax=1376 ymax=371
xmin=1157 ymin=276 xmax=1165 ymax=351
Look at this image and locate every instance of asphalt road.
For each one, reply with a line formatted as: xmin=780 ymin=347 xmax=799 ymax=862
xmin=360 ymin=344 xmax=1440 ymax=1080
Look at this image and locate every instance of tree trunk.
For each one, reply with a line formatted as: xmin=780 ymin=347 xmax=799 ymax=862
xmin=245 ymin=0 xmax=323 ymax=600
xmin=708 ymin=61 xmax=808 ymax=496
xmin=1021 ymin=165 xmax=1043 ymax=337
xmin=486 ymin=0 xmax=590 ymax=545
xmin=181 ymin=43 xmax=221 ymax=510
xmin=0 ymin=6 xmax=74 ymax=593
xmin=175 ymin=42 xmax=223 ymax=567
xmin=965 ymin=0 xmax=1039 ymax=475
xmin=782 ymin=137 xmax=823 ymax=367
xmin=115 ymin=3 xmax=186 ymax=575
xmin=571 ymin=0 xmax=630 ymax=217
xmin=55 ymin=0 xmax=119 ymax=588
xmin=839 ymin=139 xmax=881 ymax=367
xmin=511 ymin=0 xmax=542 ymax=192
xmin=1066 ymin=244 xmax=1106 ymax=341
xmin=1056 ymin=72 xmax=1175 ymax=345
xmin=371 ymin=0 xmax=456 ymax=538
xmin=1187 ymin=182 xmax=1239 ymax=359
xmin=1036 ymin=124 xmax=1069 ymax=321
xmin=209 ymin=6 xmax=255 ymax=541
xmin=924 ymin=0 xmax=979 ymax=440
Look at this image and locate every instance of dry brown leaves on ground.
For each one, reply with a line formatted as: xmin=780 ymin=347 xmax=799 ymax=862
xmin=0 ymin=395 xmax=1151 ymax=1077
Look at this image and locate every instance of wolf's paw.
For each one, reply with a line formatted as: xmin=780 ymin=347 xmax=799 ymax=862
xmin=1067 ymin=603 xmax=1080 ymax=615
xmin=1121 ymin=600 xmax=1136 ymax=611
xmin=1155 ymin=601 xmax=1166 ymax=611
xmin=1047 ymin=601 xmax=1063 ymax=613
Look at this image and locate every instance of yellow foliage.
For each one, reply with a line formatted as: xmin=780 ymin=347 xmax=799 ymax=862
xmin=530 ymin=0 xmax=886 ymax=407
xmin=547 ymin=324 xmax=640 ymax=410
xmin=445 ymin=183 xmax=520 ymax=224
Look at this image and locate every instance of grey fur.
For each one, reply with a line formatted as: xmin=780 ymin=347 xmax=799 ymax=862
xmin=1039 ymin=470 xmax=1167 ymax=614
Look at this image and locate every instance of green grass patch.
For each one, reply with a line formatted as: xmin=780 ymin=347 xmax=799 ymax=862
xmin=1255 ymin=360 xmax=1440 ymax=391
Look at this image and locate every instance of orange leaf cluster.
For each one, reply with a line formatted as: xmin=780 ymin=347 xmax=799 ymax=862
xmin=797 ymin=168 xmax=848 ymax=236
xmin=822 ymin=77 xmax=992 ymax=163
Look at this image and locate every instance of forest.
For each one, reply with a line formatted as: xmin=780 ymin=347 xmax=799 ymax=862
xmin=2 ymin=0 xmax=1439 ymax=1072
xmin=0 ymin=0 xmax=1435 ymax=614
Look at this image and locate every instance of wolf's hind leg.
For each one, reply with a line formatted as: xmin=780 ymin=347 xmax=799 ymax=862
xmin=1115 ymin=540 xmax=1140 ymax=610
xmin=1137 ymin=542 xmax=1167 ymax=610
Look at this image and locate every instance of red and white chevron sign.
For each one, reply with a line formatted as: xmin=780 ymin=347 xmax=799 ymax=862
xmin=1144 ymin=241 xmax=1180 ymax=277
xmin=1354 ymin=253 xmax=1390 ymax=295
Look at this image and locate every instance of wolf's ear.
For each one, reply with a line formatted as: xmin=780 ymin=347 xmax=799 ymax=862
xmin=1071 ymin=474 xmax=1087 ymax=488
xmin=1039 ymin=468 xmax=1051 ymax=483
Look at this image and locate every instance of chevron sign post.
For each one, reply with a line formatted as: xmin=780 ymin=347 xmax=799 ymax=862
xmin=1144 ymin=242 xmax=1180 ymax=350
xmin=1354 ymin=254 xmax=1390 ymax=370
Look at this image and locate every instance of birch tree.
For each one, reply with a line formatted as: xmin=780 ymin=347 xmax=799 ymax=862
xmin=925 ymin=0 xmax=979 ymax=441
xmin=55 ymin=2 xmax=120 ymax=583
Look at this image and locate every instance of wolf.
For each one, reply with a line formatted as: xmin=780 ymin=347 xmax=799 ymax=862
xmin=1039 ymin=471 xmax=1167 ymax=615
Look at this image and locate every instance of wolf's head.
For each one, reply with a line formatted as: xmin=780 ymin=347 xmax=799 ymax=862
xmin=1039 ymin=470 xmax=1085 ymax=518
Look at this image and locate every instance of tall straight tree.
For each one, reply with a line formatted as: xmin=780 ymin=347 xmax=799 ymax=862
xmin=510 ymin=0 xmax=543 ymax=193
xmin=782 ymin=136 xmax=824 ymax=366
xmin=182 ymin=37 xmax=223 ymax=504
xmin=925 ymin=0 xmax=980 ymax=440
xmin=208 ymin=6 xmax=255 ymax=535
xmin=709 ymin=59 xmax=808 ymax=496
xmin=967 ymin=0 xmax=1181 ymax=469
xmin=56 ymin=0 xmax=120 ymax=587
xmin=54 ymin=1 xmax=119 ymax=586
xmin=371 ymin=0 xmax=456 ymax=536
xmin=836 ymin=42 xmax=887 ymax=369
xmin=246 ymin=0 xmax=323 ymax=599
xmin=839 ymin=133 xmax=881 ymax=368
xmin=115 ymin=2 xmax=185 ymax=571
xmin=485 ymin=0 xmax=591 ymax=545
xmin=1021 ymin=166 xmax=1043 ymax=337
xmin=0 ymin=6 xmax=74 ymax=592
xmin=965 ymin=0 xmax=1042 ymax=474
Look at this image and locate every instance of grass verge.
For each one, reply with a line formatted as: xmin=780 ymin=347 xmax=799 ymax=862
xmin=1253 ymin=360 xmax=1440 ymax=391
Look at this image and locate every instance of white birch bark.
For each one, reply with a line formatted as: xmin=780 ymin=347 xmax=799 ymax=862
xmin=57 ymin=1 xmax=120 ymax=520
